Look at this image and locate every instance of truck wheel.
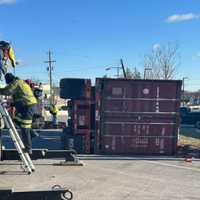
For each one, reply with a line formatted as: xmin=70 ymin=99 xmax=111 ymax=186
xmin=195 ymin=121 xmax=200 ymax=129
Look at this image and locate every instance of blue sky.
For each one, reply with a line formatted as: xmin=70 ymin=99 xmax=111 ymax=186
xmin=0 ymin=0 xmax=200 ymax=91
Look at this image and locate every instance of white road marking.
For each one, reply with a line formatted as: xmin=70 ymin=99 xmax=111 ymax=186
xmin=147 ymin=160 xmax=200 ymax=172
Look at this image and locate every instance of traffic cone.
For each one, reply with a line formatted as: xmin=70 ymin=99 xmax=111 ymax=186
xmin=184 ymin=157 xmax=192 ymax=163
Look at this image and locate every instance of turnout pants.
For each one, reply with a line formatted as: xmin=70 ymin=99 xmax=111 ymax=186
xmin=52 ymin=114 xmax=58 ymax=127
xmin=14 ymin=102 xmax=37 ymax=152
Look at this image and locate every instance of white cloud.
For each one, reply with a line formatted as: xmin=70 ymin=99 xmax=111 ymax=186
xmin=153 ymin=43 xmax=161 ymax=51
xmin=0 ymin=0 xmax=16 ymax=5
xmin=166 ymin=13 xmax=199 ymax=23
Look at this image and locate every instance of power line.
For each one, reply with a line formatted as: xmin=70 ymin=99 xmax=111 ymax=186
xmin=44 ymin=50 xmax=56 ymax=104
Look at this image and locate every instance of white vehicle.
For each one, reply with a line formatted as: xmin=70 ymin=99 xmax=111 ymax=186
xmin=189 ymin=105 xmax=200 ymax=112
xmin=43 ymin=105 xmax=68 ymax=124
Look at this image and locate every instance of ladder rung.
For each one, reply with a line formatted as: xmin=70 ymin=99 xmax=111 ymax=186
xmin=0 ymin=103 xmax=35 ymax=174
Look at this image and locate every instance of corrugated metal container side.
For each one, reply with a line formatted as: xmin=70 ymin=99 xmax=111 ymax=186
xmin=102 ymin=136 xmax=176 ymax=154
xmin=71 ymin=100 xmax=91 ymax=134
xmin=95 ymin=78 xmax=182 ymax=155
xmin=66 ymin=100 xmax=91 ymax=153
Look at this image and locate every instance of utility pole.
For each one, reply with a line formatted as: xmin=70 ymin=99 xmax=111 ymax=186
xmin=120 ymin=59 xmax=127 ymax=79
xmin=44 ymin=50 xmax=56 ymax=104
xmin=105 ymin=59 xmax=127 ymax=79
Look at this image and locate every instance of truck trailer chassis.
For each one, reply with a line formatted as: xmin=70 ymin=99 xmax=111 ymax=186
xmin=0 ymin=185 xmax=73 ymax=200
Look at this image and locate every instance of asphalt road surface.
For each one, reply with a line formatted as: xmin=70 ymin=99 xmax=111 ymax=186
xmin=1 ymin=127 xmax=200 ymax=199
xmin=0 ymin=157 xmax=200 ymax=200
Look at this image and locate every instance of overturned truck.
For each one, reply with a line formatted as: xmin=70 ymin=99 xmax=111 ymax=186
xmin=60 ymin=78 xmax=182 ymax=155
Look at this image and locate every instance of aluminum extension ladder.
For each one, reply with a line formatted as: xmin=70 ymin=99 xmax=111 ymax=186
xmin=0 ymin=102 xmax=35 ymax=174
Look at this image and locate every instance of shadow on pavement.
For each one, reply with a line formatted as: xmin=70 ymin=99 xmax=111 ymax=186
xmin=0 ymin=171 xmax=28 ymax=175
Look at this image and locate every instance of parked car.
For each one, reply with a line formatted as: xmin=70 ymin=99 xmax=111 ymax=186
xmin=180 ymin=107 xmax=200 ymax=128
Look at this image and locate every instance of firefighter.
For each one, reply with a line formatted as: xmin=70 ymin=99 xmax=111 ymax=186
xmin=0 ymin=73 xmax=37 ymax=155
xmin=49 ymin=103 xmax=59 ymax=127
xmin=0 ymin=41 xmax=16 ymax=79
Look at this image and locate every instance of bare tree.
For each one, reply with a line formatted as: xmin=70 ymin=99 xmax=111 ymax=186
xmin=120 ymin=67 xmax=141 ymax=79
xmin=143 ymin=43 xmax=180 ymax=80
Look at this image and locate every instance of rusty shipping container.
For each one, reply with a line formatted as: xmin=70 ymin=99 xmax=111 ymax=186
xmin=95 ymin=78 xmax=182 ymax=155
xmin=69 ymin=100 xmax=91 ymax=134
xmin=66 ymin=99 xmax=92 ymax=153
